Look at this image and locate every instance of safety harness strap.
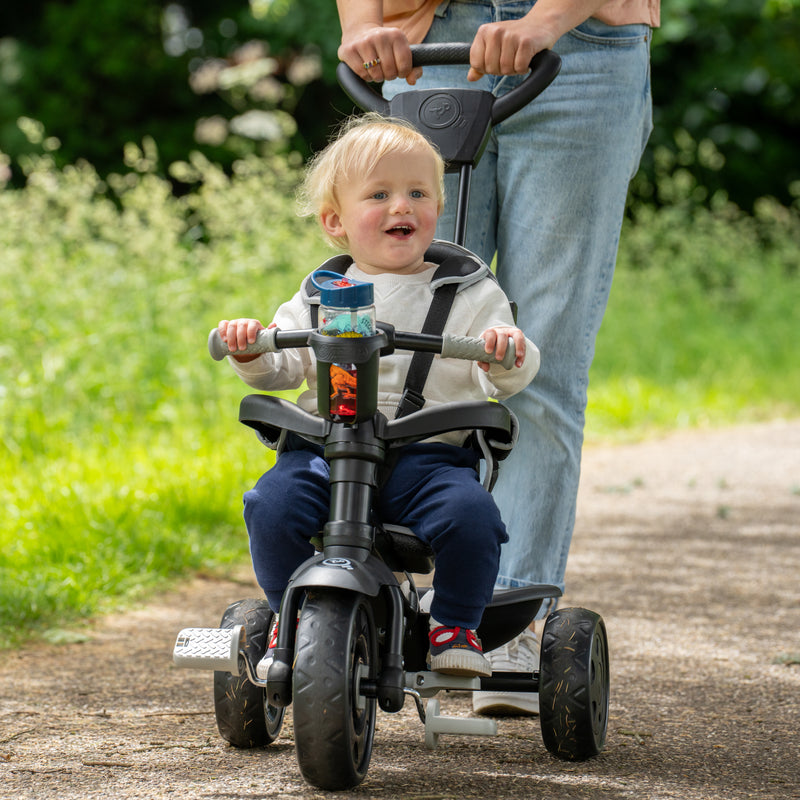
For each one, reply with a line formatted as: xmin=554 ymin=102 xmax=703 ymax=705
xmin=302 ymin=244 xmax=491 ymax=419
xmin=394 ymin=281 xmax=457 ymax=419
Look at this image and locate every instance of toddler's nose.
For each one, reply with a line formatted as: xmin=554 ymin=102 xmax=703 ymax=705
xmin=389 ymin=194 xmax=412 ymax=214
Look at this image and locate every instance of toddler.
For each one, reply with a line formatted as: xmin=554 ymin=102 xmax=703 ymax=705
xmin=219 ymin=114 xmax=539 ymax=677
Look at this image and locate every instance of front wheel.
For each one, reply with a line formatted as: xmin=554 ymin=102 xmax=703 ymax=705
xmin=213 ymin=598 xmax=285 ymax=747
xmin=292 ymin=590 xmax=378 ymax=790
xmin=539 ymin=607 xmax=609 ymax=761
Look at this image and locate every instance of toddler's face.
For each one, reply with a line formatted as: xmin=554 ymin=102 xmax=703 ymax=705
xmin=323 ymin=145 xmax=441 ymax=275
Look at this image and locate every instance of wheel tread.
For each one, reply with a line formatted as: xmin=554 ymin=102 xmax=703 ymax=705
xmin=539 ymin=607 xmax=609 ymax=761
xmin=292 ymin=592 xmax=377 ymax=790
xmin=213 ymin=598 xmax=284 ymax=748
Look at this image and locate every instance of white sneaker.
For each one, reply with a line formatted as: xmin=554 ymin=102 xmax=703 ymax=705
xmin=472 ymin=628 xmax=540 ymax=716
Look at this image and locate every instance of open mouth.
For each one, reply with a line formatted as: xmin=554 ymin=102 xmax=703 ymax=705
xmin=386 ymin=224 xmax=414 ymax=237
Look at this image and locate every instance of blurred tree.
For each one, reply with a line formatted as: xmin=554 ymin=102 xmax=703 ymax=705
xmin=1 ymin=1 xmax=233 ymax=177
xmin=641 ymin=0 xmax=800 ymax=209
xmin=0 ymin=0 xmax=348 ymax=182
xmin=239 ymin=0 xmax=352 ymax=153
xmin=187 ymin=0 xmax=351 ymax=164
xmin=1 ymin=0 xmax=797 ymax=211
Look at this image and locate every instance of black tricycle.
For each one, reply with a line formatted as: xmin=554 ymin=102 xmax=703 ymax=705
xmin=173 ymin=44 xmax=609 ymax=791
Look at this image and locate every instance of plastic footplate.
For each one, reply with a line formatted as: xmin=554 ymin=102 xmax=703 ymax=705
xmin=172 ymin=625 xmax=244 ymax=673
xmin=424 ymin=698 xmax=497 ymax=749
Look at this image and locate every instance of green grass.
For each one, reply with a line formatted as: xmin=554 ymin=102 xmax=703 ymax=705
xmin=586 ymin=197 xmax=800 ymax=440
xmin=2 ymin=432 xmax=258 ymax=632
xmin=1 ymin=151 xmax=798 ymax=646
xmin=0 ymin=150 xmax=324 ymax=646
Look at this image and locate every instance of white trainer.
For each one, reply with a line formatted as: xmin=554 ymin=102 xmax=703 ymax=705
xmin=472 ymin=628 xmax=540 ymax=716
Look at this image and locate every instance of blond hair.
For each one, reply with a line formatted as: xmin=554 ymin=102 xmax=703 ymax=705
xmin=298 ymin=113 xmax=445 ymax=249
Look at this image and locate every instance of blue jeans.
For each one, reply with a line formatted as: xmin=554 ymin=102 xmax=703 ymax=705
xmin=383 ymin=1 xmax=653 ymax=613
xmin=244 ymin=442 xmax=508 ymax=629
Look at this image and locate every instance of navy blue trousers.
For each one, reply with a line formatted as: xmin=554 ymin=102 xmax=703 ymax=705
xmin=243 ymin=441 xmax=508 ymax=629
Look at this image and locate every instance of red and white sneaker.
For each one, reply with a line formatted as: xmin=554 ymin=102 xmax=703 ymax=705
xmin=255 ymin=615 xmax=279 ymax=680
xmin=428 ymin=620 xmax=491 ymax=677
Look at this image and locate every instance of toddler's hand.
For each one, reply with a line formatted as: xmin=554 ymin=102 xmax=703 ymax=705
xmin=479 ymin=326 xmax=526 ymax=372
xmin=218 ymin=318 xmax=268 ymax=362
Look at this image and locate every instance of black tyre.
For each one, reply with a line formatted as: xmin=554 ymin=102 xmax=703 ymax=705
xmin=292 ymin=591 xmax=377 ymax=790
xmin=213 ymin=598 xmax=285 ymax=748
xmin=539 ymin=607 xmax=609 ymax=761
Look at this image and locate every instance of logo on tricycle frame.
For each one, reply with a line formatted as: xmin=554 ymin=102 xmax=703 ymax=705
xmin=322 ymin=557 xmax=354 ymax=571
xmin=420 ymin=93 xmax=462 ymax=128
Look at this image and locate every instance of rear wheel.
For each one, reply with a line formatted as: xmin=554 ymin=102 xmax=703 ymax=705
xmin=213 ymin=598 xmax=285 ymax=747
xmin=539 ymin=607 xmax=609 ymax=761
xmin=292 ymin=591 xmax=377 ymax=790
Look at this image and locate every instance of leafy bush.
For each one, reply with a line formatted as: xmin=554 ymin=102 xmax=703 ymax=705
xmin=3 ymin=0 xmax=798 ymax=208
xmin=647 ymin=0 xmax=800 ymax=210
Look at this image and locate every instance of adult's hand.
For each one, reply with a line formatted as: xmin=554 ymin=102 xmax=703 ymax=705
xmin=337 ymin=0 xmax=423 ymax=85
xmin=466 ymin=0 xmax=607 ymax=81
xmin=468 ymin=15 xmax=560 ymax=81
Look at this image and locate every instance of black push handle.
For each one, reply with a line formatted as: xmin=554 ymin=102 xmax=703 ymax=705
xmin=336 ymin=43 xmax=561 ymax=124
xmin=491 ymin=49 xmax=562 ymax=123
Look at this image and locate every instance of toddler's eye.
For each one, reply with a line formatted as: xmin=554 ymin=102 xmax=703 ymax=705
xmin=410 ymin=190 xmax=425 ymax=199
xmin=371 ymin=191 xmax=387 ymax=200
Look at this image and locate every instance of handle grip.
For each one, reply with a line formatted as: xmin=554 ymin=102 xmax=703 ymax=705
xmin=208 ymin=327 xmax=279 ymax=361
xmin=336 ymin=43 xmax=561 ymax=124
xmin=491 ymin=49 xmax=562 ymax=124
xmin=441 ymin=333 xmax=516 ymax=370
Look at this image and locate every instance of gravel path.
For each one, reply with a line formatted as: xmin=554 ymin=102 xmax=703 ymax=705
xmin=2 ymin=420 xmax=799 ymax=799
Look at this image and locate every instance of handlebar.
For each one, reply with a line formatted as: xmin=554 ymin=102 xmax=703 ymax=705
xmin=208 ymin=326 xmax=517 ymax=370
xmin=208 ymin=326 xmax=291 ymax=361
xmin=335 ymin=43 xmax=561 ymax=126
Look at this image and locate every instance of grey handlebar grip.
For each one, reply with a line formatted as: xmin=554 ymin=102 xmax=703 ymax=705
xmin=208 ymin=327 xmax=278 ymax=361
xmin=440 ymin=334 xmax=516 ymax=370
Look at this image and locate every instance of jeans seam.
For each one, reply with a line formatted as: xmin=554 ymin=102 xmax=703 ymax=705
xmin=568 ymin=28 xmax=652 ymax=48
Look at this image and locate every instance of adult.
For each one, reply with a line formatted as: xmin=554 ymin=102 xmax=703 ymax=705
xmin=336 ymin=0 xmax=658 ymax=715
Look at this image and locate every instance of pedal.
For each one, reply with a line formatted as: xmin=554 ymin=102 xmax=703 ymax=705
xmin=172 ymin=626 xmax=244 ymax=673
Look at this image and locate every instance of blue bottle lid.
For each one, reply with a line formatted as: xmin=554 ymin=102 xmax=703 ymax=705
xmin=311 ymin=270 xmax=374 ymax=308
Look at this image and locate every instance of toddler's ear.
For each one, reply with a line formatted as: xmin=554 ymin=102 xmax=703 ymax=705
xmin=320 ymin=205 xmax=346 ymax=240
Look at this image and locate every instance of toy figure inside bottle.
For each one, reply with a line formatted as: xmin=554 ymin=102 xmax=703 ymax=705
xmin=312 ymin=271 xmax=377 ymax=421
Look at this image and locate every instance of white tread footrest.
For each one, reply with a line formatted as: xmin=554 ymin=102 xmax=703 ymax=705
xmin=173 ymin=625 xmax=244 ymax=673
